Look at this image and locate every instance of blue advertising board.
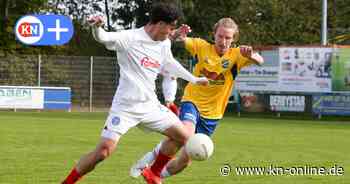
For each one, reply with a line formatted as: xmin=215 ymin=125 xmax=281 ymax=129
xmin=313 ymin=94 xmax=350 ymax=115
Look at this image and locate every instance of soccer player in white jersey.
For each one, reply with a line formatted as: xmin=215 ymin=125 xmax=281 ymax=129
xmin=61 ymin=3 xmax=208 ymax=184
xmin=130 ymin=18 xmax=264 ymax=182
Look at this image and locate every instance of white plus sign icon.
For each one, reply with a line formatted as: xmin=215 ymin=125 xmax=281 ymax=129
xmin=47 ymin=19 xmax=69 ymax=41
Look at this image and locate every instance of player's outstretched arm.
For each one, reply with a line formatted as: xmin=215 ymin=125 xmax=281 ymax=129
xmin=239 ymin=45 xmax=264 ymax=65
xmin=87 ymin=16 xmax=119 ymax=50
xmin=162 ymin=58 xmax=208 ymax=86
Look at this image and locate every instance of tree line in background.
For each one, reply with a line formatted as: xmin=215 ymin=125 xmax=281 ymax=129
xmin=0 ymin=0 xmax=349 ymax=57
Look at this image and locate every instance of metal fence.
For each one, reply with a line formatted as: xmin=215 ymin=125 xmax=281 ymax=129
xmin=0 ymin=55 xmax=118 ymax=111
xmin=3 ymin=47 xmax=349 ymax=116
xmin=0 ymin=55 xmax=190 ymax=112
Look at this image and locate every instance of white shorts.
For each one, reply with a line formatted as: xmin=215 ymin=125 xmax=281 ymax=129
xmin=101 ymin=101 xmax=180 ymax=141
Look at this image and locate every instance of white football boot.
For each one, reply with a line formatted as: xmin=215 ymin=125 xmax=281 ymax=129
xmin=130 ymin=151 xmax=156 ymax=178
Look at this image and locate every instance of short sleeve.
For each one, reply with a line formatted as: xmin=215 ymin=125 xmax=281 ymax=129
xmin=184 ymin=38 xmax=197 ymax=56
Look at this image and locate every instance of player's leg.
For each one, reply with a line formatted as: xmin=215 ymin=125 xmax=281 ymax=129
xmin=146 ymin=119 xmax=190 ymax=173
xmin=61 ymin=113 xmax=135 ymax=184
xmin=140 ymin=102 xmax=200 ymax=183
xmin=142 ymin=124 xmax=188 ymax=180
xmin=163 ymin=117 xmax=218 ymax=177
xmin=159 ymin=102 xmax=199 ymax=177
xmin=139 ymin=104 xmax=191 ymax=184
xmin=130 ymin=122 xmax=195 ymax=178
xmin=160 ymin=120 xmax=195 ymax=178
xmin=130 ymin=126 xmax=194 ymax=179
xmin=62 ymin=137 xmax=119 ymax=184
xmin=129 ymin=141 xmax=162 ymax=177
xmin=75 ymin=130 xmax=122 ymax=175
xmin=129 ymin=102 xmax=197 ymax=178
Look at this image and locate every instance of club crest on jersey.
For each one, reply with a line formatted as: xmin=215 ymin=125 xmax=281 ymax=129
xmin=222 ymin=59 xmax=230 ymax=69
xmin=140 ymin=57 xmax=160 ymax=68
xmin=111 ymin=116 xmax=120 ymax=126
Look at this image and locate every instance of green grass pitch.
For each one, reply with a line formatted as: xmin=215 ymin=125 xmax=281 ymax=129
xmin=0 ymin=112 xmax=349 ymax=184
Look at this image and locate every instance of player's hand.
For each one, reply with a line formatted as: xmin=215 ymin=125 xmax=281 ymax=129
xmin=195 ymin=77 xmax=209 ymax=86
xmin=87 ymin=16 xmax=104 ymax=27
xmin=239 ymin=45 xmax=253 ymax=58
xmin=165 ymin=102 xmax=180 ymax=116
xmin=170 ymin=24 xmax=192 ymax=41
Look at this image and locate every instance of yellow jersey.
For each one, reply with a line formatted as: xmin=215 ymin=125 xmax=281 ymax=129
xmin=182 ymin=37 xmax=254 ymax=119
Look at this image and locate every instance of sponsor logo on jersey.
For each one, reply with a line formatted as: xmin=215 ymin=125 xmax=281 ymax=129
xmin=200 ymin=68 xmax=225 ymax=85
xmin=140 ymin=57 xmax=161 ymax=68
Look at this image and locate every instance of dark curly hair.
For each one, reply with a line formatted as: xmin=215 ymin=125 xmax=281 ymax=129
xmin=149 ymin=2 xmax=183 ymax=24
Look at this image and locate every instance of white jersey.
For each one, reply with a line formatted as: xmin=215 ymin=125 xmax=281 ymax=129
xmin=93 ymin=27 xmax=182 ymax=113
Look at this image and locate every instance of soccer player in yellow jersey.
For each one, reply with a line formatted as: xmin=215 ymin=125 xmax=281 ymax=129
xmin=130 ymin=17 xmax=264 ymax=181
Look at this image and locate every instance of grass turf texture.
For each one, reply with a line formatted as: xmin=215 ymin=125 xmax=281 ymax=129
xmin=0 ymin=112 xmax=349 ymax=184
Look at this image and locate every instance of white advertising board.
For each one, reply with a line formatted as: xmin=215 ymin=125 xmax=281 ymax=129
xmin=0 ymin=87 xmax=44 ymax=109
xmin=278 ymin=47 xmax=333 ymax=92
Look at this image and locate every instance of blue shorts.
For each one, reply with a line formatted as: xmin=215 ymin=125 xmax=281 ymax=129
xmin=179 ymin=102 xmax=219 ymax=136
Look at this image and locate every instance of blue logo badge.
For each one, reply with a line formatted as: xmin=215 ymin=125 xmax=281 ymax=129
xmin=111 ymin=116 xmax=120 ymax=126
xmin=15 ymin=15 xmax=74 ymax=45
xmin=222 ymin=59 xmax=230 ymax=69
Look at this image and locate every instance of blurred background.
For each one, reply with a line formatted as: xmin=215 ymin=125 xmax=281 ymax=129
xmin=1 ymin=1 xmax=350 ymax=184
xmin=1 ymin=0 xmax=350 ymax=115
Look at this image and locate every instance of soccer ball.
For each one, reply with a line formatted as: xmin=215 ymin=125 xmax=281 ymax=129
xmin=185 ymin=133 xmax=214 ymax=161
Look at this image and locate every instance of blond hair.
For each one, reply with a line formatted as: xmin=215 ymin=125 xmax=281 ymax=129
xmin=213 ymin=18 xmax=239 ymax=42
